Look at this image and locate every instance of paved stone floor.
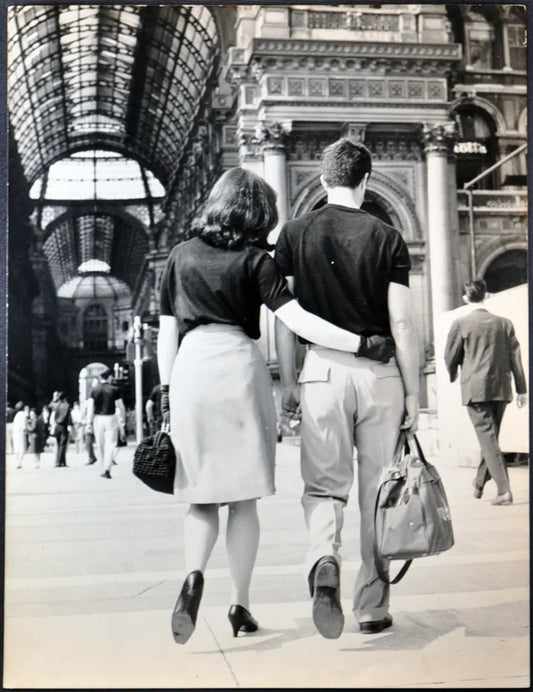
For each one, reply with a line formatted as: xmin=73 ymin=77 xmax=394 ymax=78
xmin=3 ymin=440 xmax=530 ymax=689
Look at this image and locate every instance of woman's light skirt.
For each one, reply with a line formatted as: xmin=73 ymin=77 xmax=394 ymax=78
xmin=169 ymin=324 xmax=277 ymax=504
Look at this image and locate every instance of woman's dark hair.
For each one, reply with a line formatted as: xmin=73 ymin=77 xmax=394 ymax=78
xmin=321 ymin=138 xmax=372 ymax=189
xmin=463 ymin=278 xmax=487 ymax=303
xmin=192 ymin=167 xmax=278 ymax=250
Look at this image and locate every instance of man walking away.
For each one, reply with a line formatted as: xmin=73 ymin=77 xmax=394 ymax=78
xmin=86 ymin=368 xmax=127 ymax=479
xmin=275 ymin=138 xmax=419 ymax=638
xmin=444 ymin=279 xmax=527 ymax=505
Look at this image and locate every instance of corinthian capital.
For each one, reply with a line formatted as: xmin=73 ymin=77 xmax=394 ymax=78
xmin=254 ymin=121 xmax=292 ymax=151
xmin=422 ymin=122 xmax=457 ymax=155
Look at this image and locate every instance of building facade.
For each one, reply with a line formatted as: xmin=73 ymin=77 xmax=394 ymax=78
xmin=7 ymin=4 xmax=528 ymax=422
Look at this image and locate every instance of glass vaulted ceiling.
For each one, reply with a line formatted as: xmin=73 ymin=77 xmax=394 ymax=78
xmin=8 ymin=4 xmax=219 ymax=187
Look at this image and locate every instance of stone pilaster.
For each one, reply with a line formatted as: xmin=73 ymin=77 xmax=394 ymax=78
xmin=423 ymin=122 xmax=457 ymax=328
xmin=254 ymin=121 xmax=291 ymax=235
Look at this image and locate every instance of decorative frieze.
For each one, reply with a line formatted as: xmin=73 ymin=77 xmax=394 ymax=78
xmin=287 ymin=132 xmax=341 ymax=161
xmin=261 ymin=75 xmax=447 ymax=102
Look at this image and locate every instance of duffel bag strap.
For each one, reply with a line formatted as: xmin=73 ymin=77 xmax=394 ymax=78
xmin=373 ymin=430 xmax=413 ymax=585
xmin=372 ymin=486 xmax=413 ymax=584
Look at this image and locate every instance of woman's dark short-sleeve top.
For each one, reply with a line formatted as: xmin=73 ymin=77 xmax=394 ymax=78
xmin=160 ymin=237 xmax=293 ymax=343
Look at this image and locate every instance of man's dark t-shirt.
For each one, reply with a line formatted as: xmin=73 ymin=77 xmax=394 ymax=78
xmin=275 ymin=204 xmax=410 ymax=337
xmin=90 ymin=383 xmax=121 ymax=415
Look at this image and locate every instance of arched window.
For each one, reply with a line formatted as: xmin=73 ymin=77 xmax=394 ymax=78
xmin=484 ymin=250 xmax=527 ymax=293
xmin=507 ymin=7 xmax=526 ymax=71
xmin=454 ymin=107 xmax=497 ymax=189
xmin=83 ymin=304 xmax=108 ymax=351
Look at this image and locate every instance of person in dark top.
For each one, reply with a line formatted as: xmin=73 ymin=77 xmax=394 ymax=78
xmin=50 ymin=392 xmax=72 ymax=468
xmin=444 ymin=279 xmax=527 ymax=505
xmin=6 ymin=401 xmax=15 ymax=455
xmin=157 ymin=166 xmax=387 ymax=646
xmin=26 ymin=407 xmax=47 ymax=468
xmin=275 ymin=138 xmax=419 ymax=638
xmin=145 ymin=383 xmax=163 ymax=436
xmin=86 ymin=368 xmax=126 ymax=479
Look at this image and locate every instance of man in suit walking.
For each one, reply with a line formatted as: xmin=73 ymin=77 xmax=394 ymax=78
xmin=444 ymin=279 xmax=527 ymax=505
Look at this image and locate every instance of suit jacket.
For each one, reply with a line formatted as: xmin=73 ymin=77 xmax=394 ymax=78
xmin=444 ymin=307 xmax=527 ymax=406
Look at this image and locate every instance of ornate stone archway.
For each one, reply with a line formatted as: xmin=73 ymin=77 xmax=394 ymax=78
xmin=291 ymin=170 xmax=422 ymax=242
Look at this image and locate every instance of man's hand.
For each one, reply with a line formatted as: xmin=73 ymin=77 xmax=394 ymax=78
xmin=400 ymin=394 xmax=419 ymax=432
xmin=517 ymin=393 xmax=528 ymax=408
xmin=281 ymin=384 xmax=301 ymax=420
xmin=357 ymin=335 xmax=395 ymax=363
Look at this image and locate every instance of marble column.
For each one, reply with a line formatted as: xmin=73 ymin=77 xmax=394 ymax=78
xmin=255 ymin=121 xmax=291 ymax=366
xmin=255 ymin=121 xmax=291 ymax=238
xmin=423 ymin=123 xmax=457 ymax=324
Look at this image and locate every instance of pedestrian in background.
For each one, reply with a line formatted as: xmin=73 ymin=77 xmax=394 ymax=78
xmin=12 ymin=401 xmax=29 ymax=469
xmin=444 ymin=278 xmax=527 ymax=505
xmin=26 ymin=407 xmax=47 ymax=468
xmin=6 ymin=401 xmax=15 ymax=455
xmin=71 ymin=401 xmax=83 ymax=454
xmin=145 ymin=383 xmax=163 ymax=436
xmin=50 ymin=392 xmax=72 ymax=468
xmin=85 ymin=368 xmax=127 ymax=479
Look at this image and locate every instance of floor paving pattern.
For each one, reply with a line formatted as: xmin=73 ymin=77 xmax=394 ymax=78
xmin=3 ymin=441 xmax=530 ymax=688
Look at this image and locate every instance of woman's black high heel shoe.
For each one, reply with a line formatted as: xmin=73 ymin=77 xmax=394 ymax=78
xmin=171 ymin=570 xmax=204 ymax=644
xmin=228 ymin=604 xmax=259 ymax=637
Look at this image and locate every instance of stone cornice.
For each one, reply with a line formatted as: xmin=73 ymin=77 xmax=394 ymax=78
xmin=251 ymin=38 xmax=462 ymax=62
xmin=225 ymin=39 xmax=462 ymax=84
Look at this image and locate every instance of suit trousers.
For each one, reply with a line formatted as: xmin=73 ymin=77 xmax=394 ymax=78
xmin=466 ymin=401 xmax=509 ymax=495
xmin=299 ymin=347 xmax=404 ymax=623
xmin=93 ymin=414 xmax=118 ymax=472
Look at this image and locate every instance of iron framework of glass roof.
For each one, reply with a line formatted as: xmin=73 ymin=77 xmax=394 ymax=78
xmin=8 ymin=4 xmax=220 ymax=297
xmin=8 ymin=4 xmax=219 ymax=187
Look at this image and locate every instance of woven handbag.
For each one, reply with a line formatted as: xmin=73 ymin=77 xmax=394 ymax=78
xmin=133 ymin=430 xmax=176 ymax=494
xmin=373 ymin=432 xmax=454 ymax=584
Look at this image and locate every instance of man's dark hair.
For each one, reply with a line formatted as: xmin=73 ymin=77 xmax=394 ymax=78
xmin=192 ymin=167 xmax=278 ymax=250
xmin=463 ymin=279 xmax=487 ymax=303
xmin=57 ymin=391 xmax=66 ymax=401
xmin=321 ymin=138 xmax=372 ymax=189
xmin=100 ymin=368 xmax=112 ymax=380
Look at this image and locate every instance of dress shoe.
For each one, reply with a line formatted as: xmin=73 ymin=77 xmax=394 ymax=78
xmin=228 ymin=604 xmax=258 ymax=637
xmin=171 ymin=570 xmax=204 ymax=644
xmin=472 ymin=481 xmax=483 ymax=499
xmin=86 ymin=459 xmax=97 ymax=465
xmin=100 ymin=470 xmax=111 ymax=479
xmin=491 ymin=491 xmax=513 ymax=505
xmin=311 ymin=556 xmax=344 ymax=639
xmin=360 ymin=614 xmax=393 ymax=634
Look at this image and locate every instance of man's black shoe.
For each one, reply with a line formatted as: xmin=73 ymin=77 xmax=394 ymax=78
xmin=311 ymin=556 xmax=344 ymax=639
xmin=360 ymin=614 xmax=393 ymax=634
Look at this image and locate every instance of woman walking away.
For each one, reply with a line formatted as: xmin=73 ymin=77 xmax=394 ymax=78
xmin=157 ymin=167 xmax=373 ymax=644
xmin=12 ymin=402 xmax=29 ymax=469
xmin=26 ymin=407 xmax=47 ymax=468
